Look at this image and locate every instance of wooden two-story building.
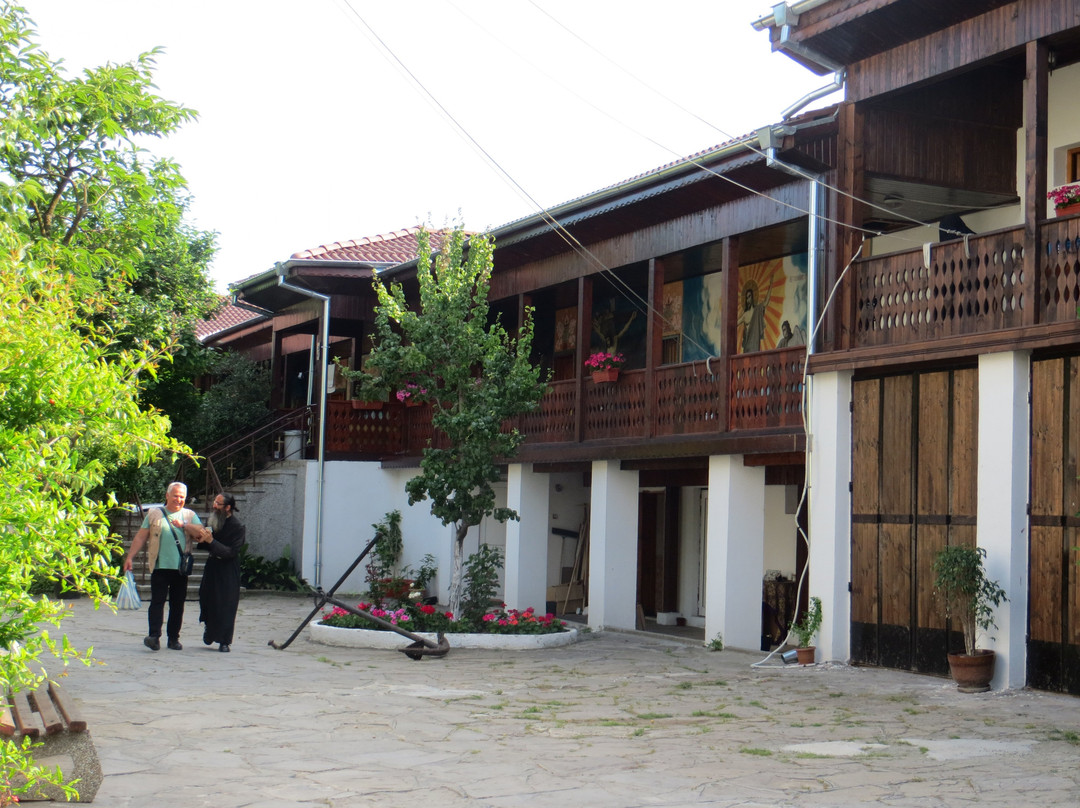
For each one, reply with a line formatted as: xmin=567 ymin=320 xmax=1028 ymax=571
xmin=209 ymin=0 xmax=1080 ymax=693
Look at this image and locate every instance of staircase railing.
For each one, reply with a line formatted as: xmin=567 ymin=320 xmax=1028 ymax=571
xmin=177 ymin=407 xmax=313 ymax=503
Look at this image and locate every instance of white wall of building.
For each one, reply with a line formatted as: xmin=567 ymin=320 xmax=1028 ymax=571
xmin=705 ymin=456 xmax=766 ymax=651
xmin=977 ymin=352 xmax=1030 ymax=690
xmin=588 ymin=461 xmax=639 ymax=630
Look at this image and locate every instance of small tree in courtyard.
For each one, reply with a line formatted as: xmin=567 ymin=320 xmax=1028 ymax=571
xmin=362 ymin=227 xmax=547 ymax=618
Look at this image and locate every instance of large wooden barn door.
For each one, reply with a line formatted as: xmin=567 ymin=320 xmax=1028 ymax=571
xmin=1028 ymin=357 xmax=1080 ymax=694
xmin=850 ymin=370 xmax=977 ymax=674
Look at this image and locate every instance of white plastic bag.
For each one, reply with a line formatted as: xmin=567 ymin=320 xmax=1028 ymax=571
xmin=116 ymin=570 xmax=141 ymax=610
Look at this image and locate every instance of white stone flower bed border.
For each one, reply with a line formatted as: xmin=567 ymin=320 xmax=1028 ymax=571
xmin=309 ymin=622 xmax=580 ymax=651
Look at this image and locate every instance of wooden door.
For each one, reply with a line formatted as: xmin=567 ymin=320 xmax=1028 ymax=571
xmin=850 ymin=369 xmax=977 ymax=674
xmin=1028 ymin=357 xmax=1080 ymax=694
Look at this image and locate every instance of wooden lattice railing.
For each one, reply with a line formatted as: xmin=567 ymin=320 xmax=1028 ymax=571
xmin=1040 ymin=215 xmax=1080 ymax=323
xmin=655 ymin=361 xmax=724 ymax=436
xmin=728 ymin=349 xmax=805 ymax=430
xmin=854 ymin=225 xmax=1028 ymax=348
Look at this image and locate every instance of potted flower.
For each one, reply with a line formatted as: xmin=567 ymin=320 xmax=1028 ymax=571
xmin=396 ymin=381 xmax=427 ymax=407
xmin=932 ymin=544 xmax=1007 ymax=692
xmin=1047 ymin=184 xmax=1080 ymax=216
xmin=789 ymin=596 xmax=822 ymax=664
xmin=584 ymin=350 xmax=625 ymax=383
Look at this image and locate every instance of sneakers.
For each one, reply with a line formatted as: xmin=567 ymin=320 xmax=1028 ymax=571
xmin=167 ymin=639 xmax=183 ymax=651
xmin=143 ymin=636 xmax=160 ymax=651
xmin=219 ymin=644 xmax=230 ymax=653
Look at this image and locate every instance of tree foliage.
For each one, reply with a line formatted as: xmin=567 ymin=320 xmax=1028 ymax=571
xmin=363 ymin=227 xmax=547 ymax=617
xmin=0 ymin=1 xmax=218 ymax=346
xmin=0 ymin=226 xmax=183 ymax=800
xmin=0 ymin=5 xmax=217 ymax=797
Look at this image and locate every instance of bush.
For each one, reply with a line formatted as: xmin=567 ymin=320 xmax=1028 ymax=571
xmin=239 ymin=547 xmax=307 ymax=591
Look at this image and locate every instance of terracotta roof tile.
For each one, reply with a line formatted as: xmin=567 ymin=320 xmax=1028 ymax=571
xmin=195 ymin=298 xmax=269 ymax=341
xmin=291 ymin=227 xmax=446 ymax=265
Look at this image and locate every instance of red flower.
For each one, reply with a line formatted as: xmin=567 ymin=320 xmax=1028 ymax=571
xmin=444 ymin=611 xmax=454 ymax=619
xmin=420 ymin=604 xmax=436 ymax=615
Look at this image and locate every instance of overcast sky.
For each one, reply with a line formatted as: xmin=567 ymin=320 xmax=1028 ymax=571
xmin=17 ymin=1 xmax=840 ymax=290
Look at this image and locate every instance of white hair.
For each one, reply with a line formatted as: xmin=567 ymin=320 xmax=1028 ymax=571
xmin=166 ymin=481 xmax=188 ymax=496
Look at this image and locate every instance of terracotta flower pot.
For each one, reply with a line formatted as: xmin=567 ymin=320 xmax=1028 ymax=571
xmin=795 ymin=646 xmax=816 ymax=664
xmin=947 ymin=649 xmax=995 ymax=692
xmin=591 ymin=368 xmax=620 ymax=383
xmin=1055 ymin=201 xmax=1080 ymax=217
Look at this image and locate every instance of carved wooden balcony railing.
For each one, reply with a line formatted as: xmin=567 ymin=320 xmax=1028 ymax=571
xmin=654 ymin=362 xmax=725 ymax=436
xmin=324 ymin=400 xmax=405 ymax=456
xmin=521 ymin=379 xmax=576 ymax=443
xmin=728 ymin=349 xmax=806 ymax=430
xmin=852 ymin=217 xmax=1080 ymax=350
xmin=1041 ymin=215 xmax=1080 ymax=322
xmin=854 ymin=225 xmax=1027 ymax=348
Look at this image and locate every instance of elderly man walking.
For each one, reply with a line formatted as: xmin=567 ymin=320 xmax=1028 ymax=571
xmin=124 ymin=482 xmax=202 ymax=650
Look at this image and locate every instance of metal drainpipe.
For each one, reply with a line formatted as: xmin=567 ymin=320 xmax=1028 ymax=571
xmin=275 ymin=263 xmax=329 ymax=588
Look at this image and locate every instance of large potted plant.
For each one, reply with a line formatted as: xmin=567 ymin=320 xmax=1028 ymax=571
xmin=932 ymin=544 xmax=1007 ymax=692
xmin=789 ymin=596 xmax=822 ymax=664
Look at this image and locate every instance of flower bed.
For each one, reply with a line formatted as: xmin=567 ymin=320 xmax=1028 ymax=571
xmin=309 ymin=602 xmax=581 ymax=651
xmin=309 ymin=622 xmax=580 ymax=651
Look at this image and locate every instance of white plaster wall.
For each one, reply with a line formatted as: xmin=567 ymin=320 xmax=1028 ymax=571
xmin=807 ymin=371 xmax=853 ymax=665
xmin=588 ymin=461 xmax=639 ymax=630
xmin=1048 ymin=62 xmax=1080 ymax=192
xmin=302 ymin=461 xmax=454 ymax=596
xmin=977 ymin=352 xmax=1030 ymax=690
xmin=705 ymin=456 xmax=766 ymax=651
xmin=763 ymin=485 xmax=797 ymax=578
xmin=677 ymin=487 xmax=705 ymax=624
xmin=548 ymin=472 xmax=588 ymax=587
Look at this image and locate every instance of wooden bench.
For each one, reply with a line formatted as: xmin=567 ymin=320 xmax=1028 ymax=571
xmin=1 ymin=681 xmax=102 ymax=803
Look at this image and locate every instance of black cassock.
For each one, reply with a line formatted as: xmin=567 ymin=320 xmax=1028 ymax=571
xmin=198 ymin=515 xmax=246 ymax=645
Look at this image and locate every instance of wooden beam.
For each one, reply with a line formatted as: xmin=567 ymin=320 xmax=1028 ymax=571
xmin=1024 ymin=39 xmax=1048 ymax=327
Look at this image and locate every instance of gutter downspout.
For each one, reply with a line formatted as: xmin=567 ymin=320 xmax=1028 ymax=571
xmin=757 ymin=126 xmax=824 ymax=355
xmin=275 ymin=263 xmax=330 ymax=588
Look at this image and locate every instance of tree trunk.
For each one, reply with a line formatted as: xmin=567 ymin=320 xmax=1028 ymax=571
xmin=447 ymin=522 xmax=469 ymax=619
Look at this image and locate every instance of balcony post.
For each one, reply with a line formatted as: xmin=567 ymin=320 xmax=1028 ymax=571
xmin=719 ymin=236 xmax=740 ymax=432
xmin=574 ymin=277 xmax=593 ymax=444
xmin=1023 ymin=38 xmax=1048 ymax=326
xmin=645 ymin=258 xmax=661 ymax=438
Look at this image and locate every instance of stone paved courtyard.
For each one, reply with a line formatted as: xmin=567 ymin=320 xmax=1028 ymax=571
xmin=42 ymin=593 xmax=1080 ymax=807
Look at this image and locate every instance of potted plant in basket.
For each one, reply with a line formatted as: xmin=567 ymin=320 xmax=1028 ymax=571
xmin=1048 ymin=184 xmax=1080 ymax=216
xmin=789 ymin=596 xmax=822 ymax=664
xmin=584 ymin=350 xmax=625 ymax=383
xmin=932 ymin=544 xmax=1007 ymax=692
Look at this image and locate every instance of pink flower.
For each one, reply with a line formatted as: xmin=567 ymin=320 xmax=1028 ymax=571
xmin=482 ymin=613 xmax=496 ymax=622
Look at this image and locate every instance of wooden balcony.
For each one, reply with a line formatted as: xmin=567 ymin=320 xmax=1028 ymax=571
xmin=849 ymin=218 xmax=1080 ymax=352
xmin=323 ymin=350 xmax=806 ymax=461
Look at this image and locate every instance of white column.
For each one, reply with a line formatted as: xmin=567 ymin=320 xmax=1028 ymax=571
xmin=705 ymin=455 xmax=765 ymax=651
xmin=504 ymin=463 xmax=549 ymax=612
xmin=588 ymin=460 xmax=639 ymax=630
xmin=807 ymin=370 xmax=853 ymax=664
xmin=977 ymin=351 xmax=1030 ymax=690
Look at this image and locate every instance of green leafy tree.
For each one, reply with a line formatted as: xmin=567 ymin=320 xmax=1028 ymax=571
xmin=0 ymin=226 xmax=183 ymax=800
xmin=0 ymin=1 xmax=218 ymax=346
xmin=365 ymin=227 xmax=547 ymax=618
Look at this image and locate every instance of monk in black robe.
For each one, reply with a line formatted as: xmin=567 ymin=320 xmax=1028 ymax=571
xmin=195 ymin=492 xmax=246 ymax=652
